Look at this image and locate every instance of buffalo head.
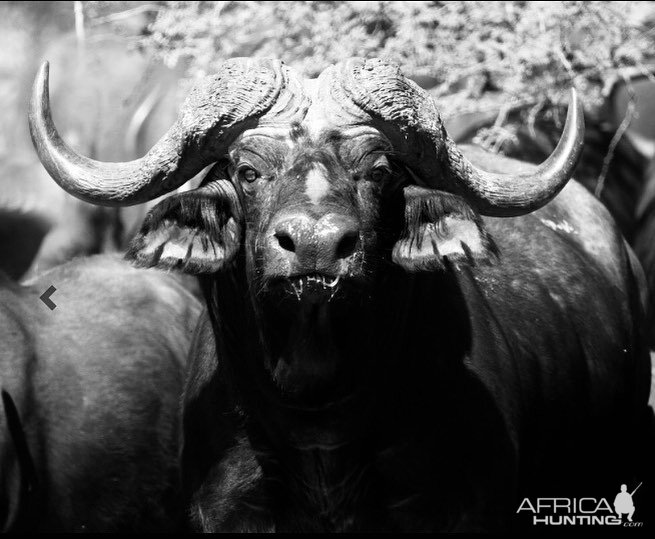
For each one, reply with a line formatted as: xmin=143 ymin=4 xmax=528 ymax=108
xmin=29 ymin=58 xmax=583 ymax=399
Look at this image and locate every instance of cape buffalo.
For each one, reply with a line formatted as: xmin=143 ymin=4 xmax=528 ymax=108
xmin=30 ymin=57 xmax=653 ymax=531
xmin=1 ymin=247 xmax=201 ymax=530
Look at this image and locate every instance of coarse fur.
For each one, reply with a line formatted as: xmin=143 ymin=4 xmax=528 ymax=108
xmin=130 ymin=134 xmax=652 ymax=531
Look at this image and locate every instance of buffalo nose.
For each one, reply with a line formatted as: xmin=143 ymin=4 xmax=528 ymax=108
xmin=274 ymin=229 xmax=297 ymax=253
xmin=316 ymin=215 xmax=359 ymax=261
xmin=272 ymin=213 xmax=360 ymax=271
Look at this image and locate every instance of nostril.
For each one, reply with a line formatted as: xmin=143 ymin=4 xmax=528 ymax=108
xmin=336 ymin=231 xmax=358 ymax=259
xmin=275 ymin=232 xmax=296 ymax=253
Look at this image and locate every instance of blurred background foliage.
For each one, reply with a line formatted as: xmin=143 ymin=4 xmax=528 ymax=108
xmin=135 ymin=1 xmax=655 ymax=114
xmin=3 ymin=1 xmax=655 ymax=156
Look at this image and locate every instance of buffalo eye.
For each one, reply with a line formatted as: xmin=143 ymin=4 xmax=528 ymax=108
xmin=238 ymin=167 xmax=259 ymax=183
xmin=368 ymin=155 xmax=392 ymax=183
xmin=369 ymin=167 xmax=389 ymax=183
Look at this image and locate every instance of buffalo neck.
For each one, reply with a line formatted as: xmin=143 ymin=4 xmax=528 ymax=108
xmin=200 ymin=264 xmax=475 ymax=528
xmin=202 ymin=260 xmax=471 ymax=439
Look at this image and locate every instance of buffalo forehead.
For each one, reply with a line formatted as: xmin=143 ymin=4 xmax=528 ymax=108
xmin=237 ymin=124 xmax=389 ymax=166
xmin=249 ymin=74 xmax=387 ymax=147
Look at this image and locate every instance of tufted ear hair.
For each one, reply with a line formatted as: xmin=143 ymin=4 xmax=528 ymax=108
xmin=392 ymin=185 xmax=498 ymax=272
xmin=127 ymin=178 xmax=242 ymax=274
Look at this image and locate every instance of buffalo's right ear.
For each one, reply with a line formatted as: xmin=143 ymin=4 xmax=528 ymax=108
xmin=127 ymin=179 xmax=242 ymax=274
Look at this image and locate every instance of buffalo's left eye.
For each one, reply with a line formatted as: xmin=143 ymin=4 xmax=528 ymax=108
xmin=238 ymin=167 xmax=259 ymax=183
xmin=369 ymin=166 xmax=391 ymax=183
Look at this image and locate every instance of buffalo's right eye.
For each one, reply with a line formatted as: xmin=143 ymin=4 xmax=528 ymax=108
xmin=368 ymin=155 xmax=392 ymax=183
xmin=238 ymin=167 xmax=259 ymax=183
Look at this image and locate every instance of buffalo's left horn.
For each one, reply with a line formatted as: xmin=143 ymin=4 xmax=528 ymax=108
xmin=29 ymin=59 xmax=289 ymax=206
xmin=444 ymin=88 xmax=583 ymax=217
xmin=330 ymin=58 xmax=584 ymax=217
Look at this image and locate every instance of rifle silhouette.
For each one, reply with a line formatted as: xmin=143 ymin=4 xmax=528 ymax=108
xmin=631 ymin=482 xmax=642 ymax=496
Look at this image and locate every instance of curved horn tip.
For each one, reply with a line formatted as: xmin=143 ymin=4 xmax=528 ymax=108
xmin=448 ymin=85 xmax=585 ymax=218
xmin=39 ymin=60 xmax=50 ymax=76
xmin=35 ymin=61 xmax=50 ymax=92
xmin=567 ymin=87 xmax=584 ymax=126
xmin=31 ymin=61 xmax=51 ymax=119
xmin=563 ymin=86 xmax=585 ymax=166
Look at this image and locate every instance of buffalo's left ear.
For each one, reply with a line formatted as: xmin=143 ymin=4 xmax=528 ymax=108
xmin=392 ymin=186 xmax=498 ymax=272
xmin=127 ymin=179 xmax=242 ymax=274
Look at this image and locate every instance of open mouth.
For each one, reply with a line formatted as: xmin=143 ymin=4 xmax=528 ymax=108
xmin=285 ymin=274 xmax=342 ymax=302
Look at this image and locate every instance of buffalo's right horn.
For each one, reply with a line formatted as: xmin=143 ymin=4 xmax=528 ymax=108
xmin=29 ymin=59 xmax=290 ymax=207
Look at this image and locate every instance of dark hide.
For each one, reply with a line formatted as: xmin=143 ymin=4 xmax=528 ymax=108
xmin=0 ymin=255 xmax=202 ymax=531
xmin=131 ymin=140 xmax=652 ymax=531
xmin=635 ymin=157 xmax=655 ymax=347
xmin=0 ymin=206 xmax=50 ymax=280
xmin=0 ymin=390 xmax=36 ymax=531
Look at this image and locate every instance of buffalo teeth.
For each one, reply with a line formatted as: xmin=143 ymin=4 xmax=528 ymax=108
xmin=290 ymin=280 xmax=302 ymax=300
xmin=328 ymin=279 xmax=339 ymax=302
xmin=289 ymin=275 xmax=341 ymax=300
xmin=305 ymin=275 xmax=340 ymax=288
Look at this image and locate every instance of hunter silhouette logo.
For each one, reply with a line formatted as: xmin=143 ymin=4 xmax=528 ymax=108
xmin=517 ymin=482 xmax=644 ymax=527
xmin=614 ymin=483 xmax=641 ymax=523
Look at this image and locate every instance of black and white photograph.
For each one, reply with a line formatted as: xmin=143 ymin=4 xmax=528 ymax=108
xmin=1 ymin=0 xmax=654 ymax=532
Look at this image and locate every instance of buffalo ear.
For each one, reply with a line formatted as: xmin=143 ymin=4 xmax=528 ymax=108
xmin=127 ymin=179 xmax=242 ymax=274
xmin=392 ymin=185 xmax=498 ymax=272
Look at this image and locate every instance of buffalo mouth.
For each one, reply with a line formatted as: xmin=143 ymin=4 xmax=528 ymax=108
xmin=283 ymin=274 xmax=342 ymax=302
xmin=257 ymin=272 xmax=374 ymax=400
xmin=261 ymin=273 xmax=366 ymax=400
xmin=287 ymin=273 xmax=341 ymax=302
